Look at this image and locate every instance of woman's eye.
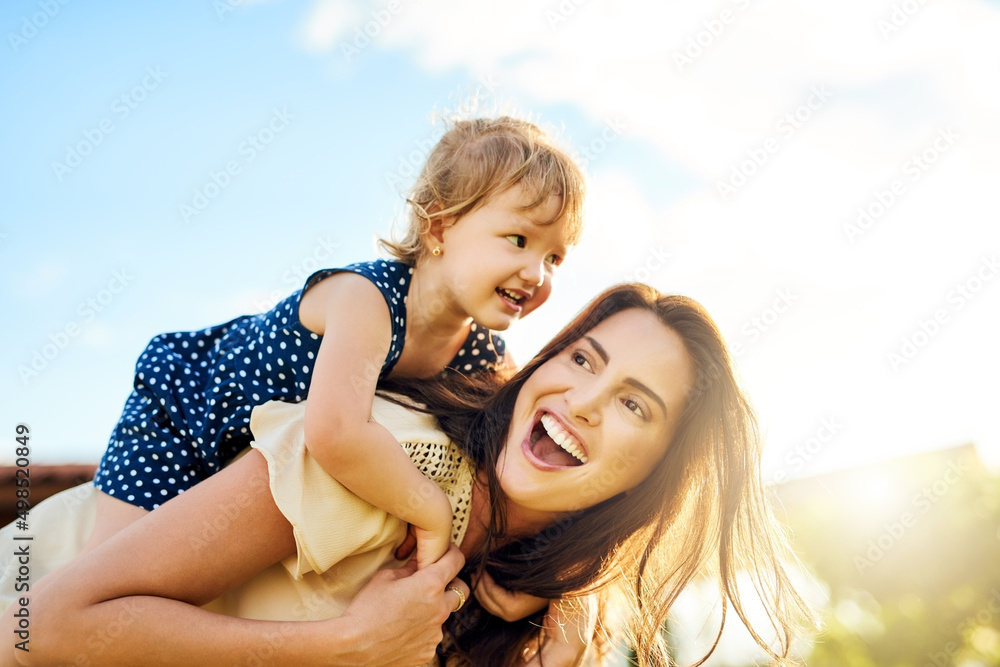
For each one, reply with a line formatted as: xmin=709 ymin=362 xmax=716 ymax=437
xmin=571 ymin=352 xmax=592 ymax=371
xmin=546 ymin=254 xmax=563 ymax=266
xmin=623 ymin=398 xmax=646 ymax=419
xmin=506 ymin=234 xmax=527 ymax=248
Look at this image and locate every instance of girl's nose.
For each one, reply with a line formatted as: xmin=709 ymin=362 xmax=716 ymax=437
xmin=519 ymin=258 xmax=545 ymax=287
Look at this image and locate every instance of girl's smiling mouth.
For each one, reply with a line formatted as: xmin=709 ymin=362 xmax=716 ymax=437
xmin=496 ymin=287 xmax=529 ymax=311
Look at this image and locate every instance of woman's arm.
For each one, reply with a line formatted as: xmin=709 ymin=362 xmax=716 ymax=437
xmin=14 ymin=450 xmax=467 ymax=667
xmin=300 ymin=273 xmax=454 ymax=569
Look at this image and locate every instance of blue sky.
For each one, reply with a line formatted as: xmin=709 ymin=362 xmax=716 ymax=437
xmin=4 ymin=0 xmax=999 ymax=499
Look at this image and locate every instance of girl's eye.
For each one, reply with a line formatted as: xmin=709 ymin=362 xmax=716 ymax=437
xmin=506 ymin=234 xmax=527 ymax=248
xmin=546 ymin=254 xmax=563 ymax=266
xmin=571 ymin=351 xmax=592 ymax=371
xmin=623 ymin=397 xmax=646 ymax=419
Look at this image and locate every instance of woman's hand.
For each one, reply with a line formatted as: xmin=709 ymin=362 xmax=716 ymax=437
xmin=472 ymin=569 xmax=549 ymax=621
xmin=337 ymin=544 xmax=470 ymax=666
xmin=397 ymin=532 xmax=550 ymax=622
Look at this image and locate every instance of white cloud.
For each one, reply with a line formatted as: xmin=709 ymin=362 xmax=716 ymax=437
xmin=300 ymin=0 xmax=364 ymax=52
xmin=297 ymin=0 xmax=1000 ymax=472
xmin=467 ymin=4 xmax=981 ymax=161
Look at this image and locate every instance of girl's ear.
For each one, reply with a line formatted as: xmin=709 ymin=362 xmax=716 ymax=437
xmin=427 ymin=215 xmax=447 ymax=246
xmin=423 ymin=202 xmax=454 ymax=247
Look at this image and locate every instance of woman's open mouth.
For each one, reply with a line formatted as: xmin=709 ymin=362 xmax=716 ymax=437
xmin=525 ymin=412 xmax=588 ymax=468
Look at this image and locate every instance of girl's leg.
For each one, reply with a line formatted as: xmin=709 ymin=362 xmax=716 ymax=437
xmin=90 ymin=388 xmax=205 ymax=551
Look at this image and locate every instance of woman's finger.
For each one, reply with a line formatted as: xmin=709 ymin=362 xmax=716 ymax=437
xmin=471 ymin=569 xmax=506 ymax=616
xmin=445 ymin=577 xmax=471 ymax=613
xmin=473 ymin=570 xmax=549 ymax=621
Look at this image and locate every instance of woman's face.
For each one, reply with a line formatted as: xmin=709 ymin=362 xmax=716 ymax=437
xmin=498 ymin=308 xmax=695 ymax=519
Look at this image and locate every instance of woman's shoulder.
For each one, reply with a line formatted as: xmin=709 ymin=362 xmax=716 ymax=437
xmin=370 ymin=394 xmax=448 ymax=447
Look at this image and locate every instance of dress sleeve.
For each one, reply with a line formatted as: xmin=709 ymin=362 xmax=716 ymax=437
xmin=447 ymin=323 xmax=507 ymax=374
xmin=299 ymin=259 xmax=412 ymax=377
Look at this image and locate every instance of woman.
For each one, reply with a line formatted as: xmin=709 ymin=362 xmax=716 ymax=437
xmin=9 ymin=284 xmax=813 ymax=666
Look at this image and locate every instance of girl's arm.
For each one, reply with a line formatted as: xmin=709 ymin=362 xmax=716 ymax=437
xmin=13 ymin=450 xmax=467 ymax=667
xmin=299 ymin=273 xmax=454 ymax=568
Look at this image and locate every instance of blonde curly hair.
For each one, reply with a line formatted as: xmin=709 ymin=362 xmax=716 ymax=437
xmin=379 ymin=116 xmax=586 ymax=264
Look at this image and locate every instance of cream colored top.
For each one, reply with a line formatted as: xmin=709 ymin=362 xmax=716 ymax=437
xmin=251 ymin=396 xmax=472 ymax=580
xmin=0 ymin=396 xmax=475 ymax=624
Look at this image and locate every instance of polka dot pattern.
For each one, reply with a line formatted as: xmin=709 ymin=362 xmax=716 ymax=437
xmin=93 ymin=259 xmax=506 ymax=510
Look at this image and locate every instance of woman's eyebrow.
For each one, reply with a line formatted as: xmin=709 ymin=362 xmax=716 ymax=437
xmin=625 ymin=378 xmax=668 ymax=419
xmin=583 ymin=335 xmax=609 ymax=363
xmin=584 ymin=335 xmax=669 ymax=418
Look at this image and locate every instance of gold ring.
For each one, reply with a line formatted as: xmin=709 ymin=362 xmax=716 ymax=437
xmin=447 ymin=585 xmax=466 ymax=612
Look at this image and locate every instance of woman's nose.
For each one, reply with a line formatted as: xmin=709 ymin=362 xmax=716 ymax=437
xmin=566 ymin=381 xmax=602 ymax=426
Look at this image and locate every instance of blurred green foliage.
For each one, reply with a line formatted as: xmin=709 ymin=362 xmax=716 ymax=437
xmin=776 ymin=446 xmax=1000 ymax=666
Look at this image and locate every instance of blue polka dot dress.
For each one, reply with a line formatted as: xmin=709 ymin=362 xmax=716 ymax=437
xmin=93 ymin=259 xmax=506 ymax=510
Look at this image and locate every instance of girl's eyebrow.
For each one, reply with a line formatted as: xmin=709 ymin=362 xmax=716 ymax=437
xmin=583 ymin=335 xmax=669 ymax=418
xmin=515 ymin=202 xmax=563 ymax=227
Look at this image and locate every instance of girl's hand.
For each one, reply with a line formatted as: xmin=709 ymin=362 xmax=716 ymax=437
xmin=413 ymin=517 xmax=453 ymax=570
xmin=472 ymin=569 xmax=549 ymax=621
xmin=525 ymin=597 xmax=597 ymax=667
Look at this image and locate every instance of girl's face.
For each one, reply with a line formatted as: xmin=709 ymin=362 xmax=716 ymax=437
xmin=430 ymin=184 xmax=571 ymax=331
xmin=498 ymin=308 xmax=695 ymax=521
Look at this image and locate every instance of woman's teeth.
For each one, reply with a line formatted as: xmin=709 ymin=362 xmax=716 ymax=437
xmin=540 ymin=413 xmax=588 ymax=464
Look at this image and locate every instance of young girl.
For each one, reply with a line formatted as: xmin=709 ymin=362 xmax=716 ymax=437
xmin=91 ymin=115 xmax=586 ymax=568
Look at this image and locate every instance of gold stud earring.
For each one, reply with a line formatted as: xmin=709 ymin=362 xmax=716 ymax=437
xmin=432 ymin=246 xmax=442 ymax=256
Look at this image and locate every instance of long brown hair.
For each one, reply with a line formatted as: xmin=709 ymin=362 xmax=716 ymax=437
xmin=382 ymin=283 xmax=814 ymax=665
